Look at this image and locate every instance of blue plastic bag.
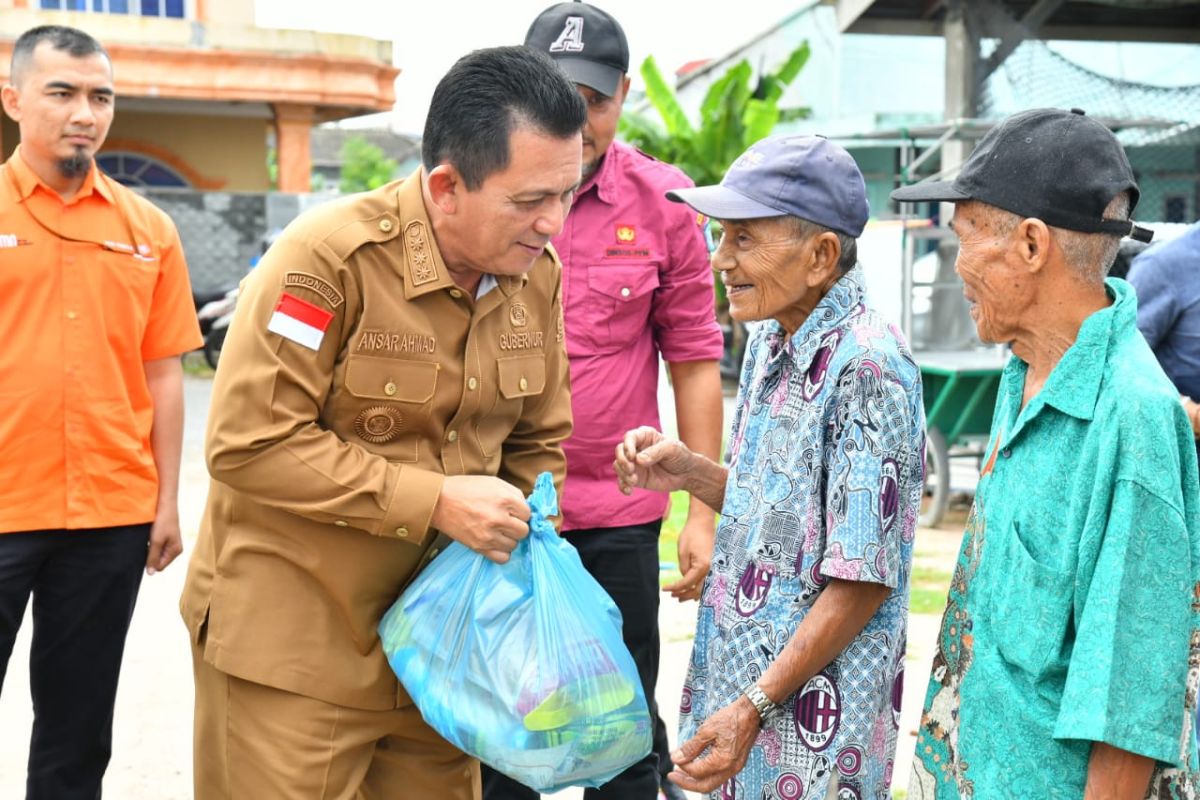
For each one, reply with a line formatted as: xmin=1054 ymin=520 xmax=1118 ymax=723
xmin=378 ymin=472 xmax=652 ymax=792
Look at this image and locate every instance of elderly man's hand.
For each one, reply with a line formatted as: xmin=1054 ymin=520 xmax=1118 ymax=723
xmin=614 ymin=426 xmax=694 ymax=496
xmin=664 ymin=517 xmax=714 ymax=601
xmin=667 ymin=695 xmax=761 ymax=794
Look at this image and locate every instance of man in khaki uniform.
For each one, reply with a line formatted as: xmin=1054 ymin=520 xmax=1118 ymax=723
xmin=180 ymin=46 xmax=587 ymax=799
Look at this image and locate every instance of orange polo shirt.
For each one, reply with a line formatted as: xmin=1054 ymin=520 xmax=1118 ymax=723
xmin=0 ymin=147 xmax=202 ymax=533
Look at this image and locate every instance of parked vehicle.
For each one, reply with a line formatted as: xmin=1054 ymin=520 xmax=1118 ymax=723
xmin=196 ymin=287 xmax=238 ymax=369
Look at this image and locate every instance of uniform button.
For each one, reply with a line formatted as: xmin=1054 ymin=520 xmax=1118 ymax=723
xmin=447 ymin=430 xmax=458 ymax=443
xmin=1002 ymin=448 xmax=1011 ymax=458
xmin=620 ymin=287 xmax=631 ymax=298
xmin=449 ymin=288 xmax=463 ymax=299
xmin=384 ymin=381 xmax=397 ymax=396
xmin=379 ymin=219 xmax=394 ymax=232
xmin=518 ymin=377 xmax=528 ymax=391
xmin=395 ymin=526 xmax=409 ymax=538
xmin=467 ymin=377 xmax=478 ymax=390
xmin=428 ymin=547 xmax=440 ymax=560
xmin=334 ymin=520 xmax=348 ymax=527
xmin=66 ymin=311 xmax=77 ymax=320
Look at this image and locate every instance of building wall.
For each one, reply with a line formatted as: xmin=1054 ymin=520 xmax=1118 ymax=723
xmin=200 ymin=0 xmax=255 ymax=27
xmin=1130 ymin=145 xmax=1200 ymax=223
xmin=143 ymin=188 xmax=335 ymax=292
xmin=105 ymin=112 xmax=270 ymax=191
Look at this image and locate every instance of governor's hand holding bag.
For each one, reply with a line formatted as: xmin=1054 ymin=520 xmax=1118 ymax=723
xmin=378 ymin=472 xmax=652 ymax=793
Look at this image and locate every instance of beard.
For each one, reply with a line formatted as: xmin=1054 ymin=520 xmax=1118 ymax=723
xmin=56 ymin=147 xmax=91 ymax=180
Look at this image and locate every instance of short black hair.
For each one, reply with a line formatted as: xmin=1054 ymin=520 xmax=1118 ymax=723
xmin=422 ymin=46 xmax=586 ymax=190
xmin=11 ymin=26 xmax=110 ymax=84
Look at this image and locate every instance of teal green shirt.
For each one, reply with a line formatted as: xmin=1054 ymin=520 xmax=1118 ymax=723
xmin=910 ymin=279 xmax=1200 ymax=799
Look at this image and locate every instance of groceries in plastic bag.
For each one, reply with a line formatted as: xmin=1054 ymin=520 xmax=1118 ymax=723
xmin=378 ymin=472 xmax=652 ymax=792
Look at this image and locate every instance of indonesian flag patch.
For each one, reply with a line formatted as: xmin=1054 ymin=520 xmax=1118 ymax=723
xmin=267 ymin=292 xmax=334 ymax=351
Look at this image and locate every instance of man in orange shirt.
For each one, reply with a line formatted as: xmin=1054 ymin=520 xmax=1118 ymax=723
xmin=0 ymin=25 xmax=201 ymax=798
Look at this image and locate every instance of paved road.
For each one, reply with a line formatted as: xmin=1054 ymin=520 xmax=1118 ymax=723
xmin=0 ymin=369 xmax=951 ymax=798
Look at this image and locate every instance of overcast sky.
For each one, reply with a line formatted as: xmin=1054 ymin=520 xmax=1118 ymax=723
xmin=255 ymin=0 xmax=800 ymax=134
xmin=255 ymin=1 xmax=1200 ymax=135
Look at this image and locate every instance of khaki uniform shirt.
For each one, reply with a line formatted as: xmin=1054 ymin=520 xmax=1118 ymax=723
xmin=180 ymin=171 xmax=571 ymax=711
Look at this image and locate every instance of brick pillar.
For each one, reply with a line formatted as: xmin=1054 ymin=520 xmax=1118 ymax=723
xmin=273 ymin=103 xmax=314 ymax=193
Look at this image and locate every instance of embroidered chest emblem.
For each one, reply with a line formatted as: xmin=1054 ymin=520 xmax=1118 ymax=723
xmin=615 ymin=224 xmax=636 ymax=243
xmin=354 ymin=406 xmax=403 ymax=444
xmin=509 ymin=302 xmax=528 ymax=328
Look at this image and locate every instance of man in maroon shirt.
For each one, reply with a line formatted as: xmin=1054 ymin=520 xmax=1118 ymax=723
xmin=481 ymin=4 xmax=725 ymax=799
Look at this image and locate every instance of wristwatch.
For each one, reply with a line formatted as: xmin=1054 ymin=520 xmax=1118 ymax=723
xmin=742 ymin=682 xmax=782 ymax=723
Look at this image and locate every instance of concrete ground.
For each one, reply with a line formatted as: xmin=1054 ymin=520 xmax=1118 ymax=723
xmin=0 ymin=368 xmax=965 ymax=798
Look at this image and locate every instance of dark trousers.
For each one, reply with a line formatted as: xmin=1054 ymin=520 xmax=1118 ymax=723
xmin=482 ymin=521 xmax=667 ymax=800
xmin=0 ymin=524 xmax=150 ymax=800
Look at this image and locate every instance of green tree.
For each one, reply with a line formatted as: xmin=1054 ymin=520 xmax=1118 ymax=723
xmin=618 ymin=42 xmax=812 ymax=187
xmin=338 ymin=135 xmax=398 ymax=194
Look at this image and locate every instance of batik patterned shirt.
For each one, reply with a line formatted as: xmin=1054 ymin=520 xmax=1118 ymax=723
xmin=909 ymin=278 xmax=1200 ymax=800
xmin=681 ymin=267 xmax=925 ymax=800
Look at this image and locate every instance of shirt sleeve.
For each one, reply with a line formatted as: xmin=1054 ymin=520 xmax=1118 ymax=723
xmin=1127 ymin=252 xmax=1180 ymax=350
xmin=651 ymin=202 xmax=725 ymax=363
xmin=820 ymin=356 xmax=922 ymax=589
xmin=1053 ymin=478 xmax=1193 ymax=765
xmin=141 ymin=222 xmax=203 ymax=360
xmin=204 ymin=231 xmax=445 ymax=545
xmin=496 ymin=267 xmax=572 ymax=522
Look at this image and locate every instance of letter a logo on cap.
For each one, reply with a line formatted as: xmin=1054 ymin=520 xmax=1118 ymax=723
xmin=550 ymin=16 xmax=585 ymax=53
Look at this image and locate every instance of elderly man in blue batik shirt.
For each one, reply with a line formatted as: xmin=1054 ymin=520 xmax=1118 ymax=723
xmin=614 ymin=135 xmax=925 ymax=800
xmin=892 ymin=108 xmax=1200 ymax=800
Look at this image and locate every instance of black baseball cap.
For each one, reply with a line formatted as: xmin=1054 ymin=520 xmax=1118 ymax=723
xmin=891 ymin=108 xmax=1153 ymax=243
xmin=525 ymin=2 xmax=629 ymax=97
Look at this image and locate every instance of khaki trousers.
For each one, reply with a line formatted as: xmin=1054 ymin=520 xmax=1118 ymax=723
xmin=191 ymin=641 xmax=480 ymax=800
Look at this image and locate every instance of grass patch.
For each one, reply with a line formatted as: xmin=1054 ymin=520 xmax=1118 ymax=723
xmin=909 ymin=564 xmax=952 ymax=616
xmin=658 ymin=491 xmax=691 ymax=586
xmin=182 ymin=351 xmax=214 ymax=378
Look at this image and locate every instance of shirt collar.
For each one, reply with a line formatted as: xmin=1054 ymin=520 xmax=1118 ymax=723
xmin=577 ymin=141 xmax=622 ymax=206
xmin=763 ymin=266 xmax=867 ymax=376
xmin=1023 ymin=278 xmax=1135 ymax=421
xmin=6 ymin=146 xmax=112 ymax=205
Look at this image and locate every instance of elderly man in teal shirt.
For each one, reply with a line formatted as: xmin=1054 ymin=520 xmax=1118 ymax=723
xmin=894 ymin=108 xmax=1200 ymax=799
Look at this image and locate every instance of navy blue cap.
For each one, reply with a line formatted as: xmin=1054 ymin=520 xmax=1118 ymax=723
xmin=666 ymin=135 xmax=870 ymax=238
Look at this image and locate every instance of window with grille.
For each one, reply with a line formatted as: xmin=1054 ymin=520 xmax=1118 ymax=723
xmin=97 ymin=153 xmax=190 ymax=188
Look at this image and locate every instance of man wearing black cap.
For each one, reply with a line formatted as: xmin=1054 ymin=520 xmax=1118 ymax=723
xmin=893 ymin=108 xmax=1200 ymax=798
xmin=497 ymin=4 xmax=725 ymax=800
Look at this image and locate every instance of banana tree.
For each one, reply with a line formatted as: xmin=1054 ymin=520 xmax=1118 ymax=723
xmin=619 ymin=42 xmax=812 ymax=377
xmin=618 ymin=41 xmax=812 ymax=187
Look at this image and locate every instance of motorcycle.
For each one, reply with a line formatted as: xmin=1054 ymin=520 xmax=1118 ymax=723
xmin=196 ymin=286 xmax=238 ymax=369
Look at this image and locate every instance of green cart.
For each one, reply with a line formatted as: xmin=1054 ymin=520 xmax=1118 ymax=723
xmin=916 ymin=350 xmax=1007 ymax=527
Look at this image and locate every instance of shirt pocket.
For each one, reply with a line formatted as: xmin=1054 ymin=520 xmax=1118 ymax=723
xmin=474 ymin=354 xmax=546 ymax=461
xmin=990 ymin=521 xmax=1074 ymax=678
xmin=576 ymin=264 xmax=659 ymax=354
xmin=94 ymin=248 xmax=159 ymax=345
xmin=342 ymin=356 xmax=438 ymax=462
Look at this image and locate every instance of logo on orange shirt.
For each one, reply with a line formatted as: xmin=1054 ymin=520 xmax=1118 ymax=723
xmin=0 ymin=234 xmax=33 ymax=248
xmin=615 ymin=224 xmax=636 ymax=244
